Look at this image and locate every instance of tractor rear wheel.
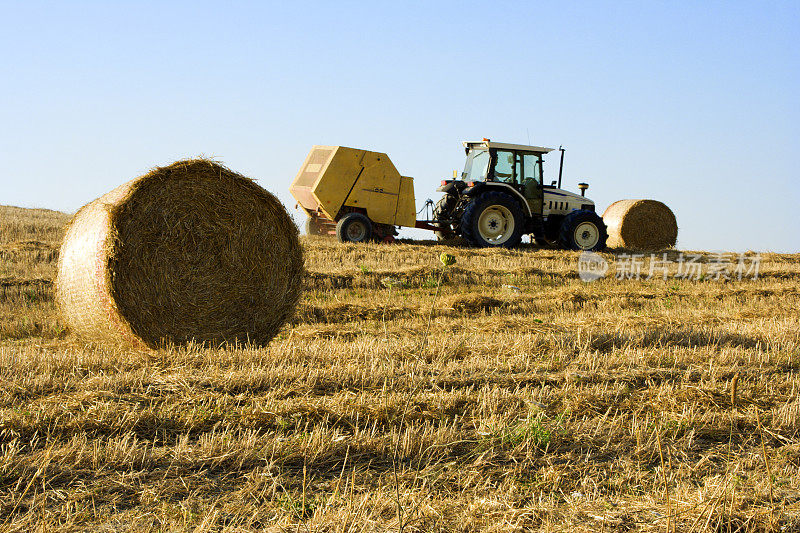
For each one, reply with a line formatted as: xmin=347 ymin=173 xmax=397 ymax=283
xmin=460 ymin=192 xmax=524 ymax=248
xmin=558 ymin=210 xmax=608 ymax=251
xmin=336 ymin=213 xmax=373 ymax=243
xmin=432 ymin=195 xmax=457 ymax=241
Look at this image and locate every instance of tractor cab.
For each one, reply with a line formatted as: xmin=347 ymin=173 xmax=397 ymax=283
xmin=458 ymin=140 xmax=553 ymax=215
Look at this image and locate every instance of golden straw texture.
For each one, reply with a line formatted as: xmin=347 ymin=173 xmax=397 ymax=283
xmin=602 ymin=199 xmax=678 ymax=250
xmin=56 ymin=159 xmax=303 ymax=349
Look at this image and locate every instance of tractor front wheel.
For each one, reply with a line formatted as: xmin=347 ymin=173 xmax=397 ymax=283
xmin=558 ymin=210 xmax=608 ymax=251
xmin=460 ymin=192 xmax=524 ymax=248
xmin=336 ymin=213 xmax=373 ymax=243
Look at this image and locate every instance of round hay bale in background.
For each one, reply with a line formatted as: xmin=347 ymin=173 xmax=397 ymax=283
xmin=56 ymin=159 xmax=303 ymax=349
xmin=602 ymin=199 xmax=678 ymax=250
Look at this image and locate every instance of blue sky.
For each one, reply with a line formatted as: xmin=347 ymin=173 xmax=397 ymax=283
xmin=1 ymin=1 xmax=797 ymax=251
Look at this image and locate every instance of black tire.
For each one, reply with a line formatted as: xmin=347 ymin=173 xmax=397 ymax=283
xmin=460 ymin=191 xmax=525 ymax=248
xmin=336 ymin=213 xmax=373 ymax=243
xmin=305 ymin=216 xmax=324 ymax=236
xmin=432 ymin=195 xmax=457 ymax=241
xmin=558 ymin=210 xmax=608 ymax=251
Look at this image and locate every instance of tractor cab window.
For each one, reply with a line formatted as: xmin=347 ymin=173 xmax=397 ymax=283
xmin=493 ymin=150 xmax=515 ymax=183
xmin=521 ymin=152 xmax=544 ymax=213
xmin=522 ymin=153 xmax=542 ymax=185
xmin=462 ymin=149 xmax=490 ymax=181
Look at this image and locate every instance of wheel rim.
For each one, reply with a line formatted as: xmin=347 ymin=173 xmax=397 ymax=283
xmin=346 ymin=220 xmax=367 ymax=242
xmin=477 ymin=205 xmax=514 ymax=244
xmin=574 ymin=221 xmax=600 ymax=250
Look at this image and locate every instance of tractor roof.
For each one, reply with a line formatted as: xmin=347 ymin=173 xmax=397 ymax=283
xmin=463 ymin=140 xmax=555 ymax=154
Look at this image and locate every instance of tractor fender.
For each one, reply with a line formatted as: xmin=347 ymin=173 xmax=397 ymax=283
xmin=436 ymin=180 xmax=467 ymax=195
xmin=462 ymin=182 xmax=532 ymax=217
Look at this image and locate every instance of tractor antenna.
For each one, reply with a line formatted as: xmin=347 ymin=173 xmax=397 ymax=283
xmin=558 ymin=145 xmax=565 ymax=189
xmin=526 ymin=128 xmax=531 ymax=145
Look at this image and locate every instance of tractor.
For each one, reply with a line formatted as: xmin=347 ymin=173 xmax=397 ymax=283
xmin=431 ymin=139 xmax=607 ymax=250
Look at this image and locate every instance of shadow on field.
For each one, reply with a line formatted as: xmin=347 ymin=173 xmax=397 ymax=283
xmin=588 ymin=327 xmax=765 ymax=352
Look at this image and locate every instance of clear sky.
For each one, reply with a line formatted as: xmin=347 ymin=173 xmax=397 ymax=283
xmin=2 ymin=1 xmax=797 ymax=252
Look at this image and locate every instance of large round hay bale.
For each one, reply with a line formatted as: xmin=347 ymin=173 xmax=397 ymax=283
xmin=602 ymin=199 xmax=678 ymax=250
xmin=56 ymin=159 xmax=303 ymax=349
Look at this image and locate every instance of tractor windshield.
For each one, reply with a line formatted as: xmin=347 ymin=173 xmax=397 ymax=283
xmin=462 ymin=149 xmax=490 ymax=182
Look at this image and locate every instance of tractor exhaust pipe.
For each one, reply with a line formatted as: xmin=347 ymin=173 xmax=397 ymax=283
xmin=558 ymin=146 xmax=565 ymax=189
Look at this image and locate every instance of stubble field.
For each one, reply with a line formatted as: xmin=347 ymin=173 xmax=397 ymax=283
xmin=0 ymin=205 xmax=798 ymax=532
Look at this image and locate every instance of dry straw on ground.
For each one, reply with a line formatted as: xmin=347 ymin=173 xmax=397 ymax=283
xmin=603 ymin=199 xmax=678 ymax=250
xmin=56 ymin=159 xmax=303 ymax=349
xmin=2 ymin=216 xmax=799 ymax=530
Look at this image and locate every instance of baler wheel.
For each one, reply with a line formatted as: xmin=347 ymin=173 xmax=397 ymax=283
xmin=336 ymin=213 xmax=373 ymax=243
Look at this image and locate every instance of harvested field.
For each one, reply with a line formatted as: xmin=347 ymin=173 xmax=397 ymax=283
xmin=0 ymin=205 xmax=69 ymax=246
xmin=0 ymin=206 xmax=798 ymax=531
